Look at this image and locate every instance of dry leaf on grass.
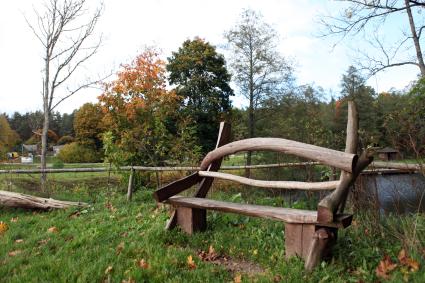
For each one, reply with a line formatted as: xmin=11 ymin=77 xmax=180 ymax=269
xmin=10 ymin=217 xmax=18 ymax=223
xmin=198 ymin=245 xmax=218 ymax=262
xmin=376 ymin=254 xmax=397 ymax=279
xmin=8 ymin=250 xmax=22 ymax=257
xmin=116 ymin=242 xmax=125 ymax=255
xmin=234 ymin=274 xmax=242 ymax=283
xmin=47 ymin=226 xmax=58 ymax=233
xmin=104 ymin=265 xmax=113 ymax=274
xmin=0 ymin=221 xmax=9 ymax=235
xmin=398 ymin=249 xmax=420 ymax=272
xmin=137 ymin=259 xmax=149 ymax=269
xmin=15 ymin=239 xmax=24 ymax=243
xmin=187 ymin=255 xmax=196 ymax=270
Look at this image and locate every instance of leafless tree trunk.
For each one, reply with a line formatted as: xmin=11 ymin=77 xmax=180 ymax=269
xmin=224 ymin=9 xmax=293 ymax=177
xmin=25 ymin=0 xmax=104 ymax=191
xmin=404 ymin=0 xmax=425 ymax=76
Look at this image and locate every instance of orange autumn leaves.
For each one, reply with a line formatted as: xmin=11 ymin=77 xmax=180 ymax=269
xmin=99 ymin=48 xmax=179 ymax=123
xmin=375 ymin=249 xmax=420 ymax=280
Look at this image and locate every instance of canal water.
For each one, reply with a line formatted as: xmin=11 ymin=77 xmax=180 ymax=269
xmin=356 ymin=172 xmax=425 ymax=214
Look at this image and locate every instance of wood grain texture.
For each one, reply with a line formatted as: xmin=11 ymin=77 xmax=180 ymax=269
xmin=153 ymin=173 xmax=201 ymax=202
xmin=165 ymin=122 xmax=231 ymax=230
xmin=166 ymin=196 xmax=352 ymax=228
xmin=198 ymin=171 xmax=339 ymax=191
xmin=199 ymin=138 xmax=358 ymax=173
xmin=304 ymin=228 xmax=336 ymax=272
xmin=0 ymin=190 xmax=87 ymax=210
xmin=195 ymin=122 xmax=231 ymax=198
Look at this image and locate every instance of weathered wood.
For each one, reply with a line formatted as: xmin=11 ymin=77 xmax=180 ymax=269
xmin=318 ymin=151 xmax=373 ymax=223
xmin=200 ymin=138 xmax=358 ymax=173
xmin=0 ymin=190 xmax=87 ymax=210
xmin=166 ymin=196 xmax=352 ymax=228
xmin=285 ymin=223 xmax=316 ymax=259
xmin=285 ymin=223 xmax=303 ymax=257
xmin=304 ymin=228 xmax=336 ymax=272
xmin=371 ymin=161 xmax=423 ymax=172
xmin=198 ymin=171 xmax=339 ymax=191
xmin=176 ymin=206 xmax=206 ymax=234
xmin=127 ymin=167 xmax=134 ymax=202
xmin=195 ymin=122 xmax=232 ymax=198
xmin=153 ymin=173 xmax=201 ymax=202
xmin=165 ymin=122 xmax=232 ymax=230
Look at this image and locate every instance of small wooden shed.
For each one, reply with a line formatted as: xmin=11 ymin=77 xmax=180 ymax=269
xmin=377 ymin=147 xmax=400 ymax=161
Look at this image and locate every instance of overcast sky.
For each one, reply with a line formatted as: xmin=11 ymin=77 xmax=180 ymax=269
xmin=0 ymin=0 xmax=420 ymax=114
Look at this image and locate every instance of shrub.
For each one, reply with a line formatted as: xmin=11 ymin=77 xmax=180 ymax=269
xmin=57 ymin=142 xmax=102 ymax=163
xmin=57 ymin=135 xmax=75 ymax=145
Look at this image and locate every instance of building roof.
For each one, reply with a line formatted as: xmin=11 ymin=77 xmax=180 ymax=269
xmin=377 ymin=147 xmax=399 ymax=153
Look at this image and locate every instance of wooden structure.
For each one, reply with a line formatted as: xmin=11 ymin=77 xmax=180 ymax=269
xmin=0 ymin=190 xmax=87 ymax=210
xmin=153 ymin=102 xmax=372 ymax=271
xmin=376 ymin=147 xmax=400 ymax=161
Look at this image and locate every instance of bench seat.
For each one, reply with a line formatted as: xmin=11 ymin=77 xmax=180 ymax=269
xmin=166 ymin=196 xmax=352 ymax=228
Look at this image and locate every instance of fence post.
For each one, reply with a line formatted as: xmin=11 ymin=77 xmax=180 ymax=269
xmin=127 ymin=166 xmax=134 ymax=202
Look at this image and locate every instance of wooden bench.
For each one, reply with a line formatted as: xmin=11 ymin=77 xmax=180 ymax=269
xmin=153 ymin=101 xmax=373 ymax=271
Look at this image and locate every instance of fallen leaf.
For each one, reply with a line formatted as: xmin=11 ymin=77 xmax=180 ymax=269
xmin=234 ymin=274 xmax=242 ymax=283
xmin=137 ymin=259 xmax=149 ymax=269
xmin=187 ymin=255 xmax=196 ymax=270
xmin=105 ymin=202 xmax=117 ymax=213
xmin=8 ymin=250 xmax=22 ymax=257
xmin=38 ymin=238 xmax=50 ymax=245
xmin=273 ymin=275 xmax=282 ymax=282
xmin=15 ymin=239 xmax=24 ymax=243
xmin=398 ymin=249 xmax=420 ymax=272
xmin=10 ymin=217 xmax=18 ymax=223
xmin=0 ymin=221 xmax=9 ymax=235
xmin=198 ymin=245 xmax=219 ymax=262
xmin=104 ymin=265 xmax=113 ymax=274
xmin=116 ymin=242 xmax=125 ymax=255
xmin=376 ymin=254 xmax=397 ymax=279
xmin=121 ymin=278 xmax=135 ymax=283
xmin=47 ymin=226 xmax=58 ymax=233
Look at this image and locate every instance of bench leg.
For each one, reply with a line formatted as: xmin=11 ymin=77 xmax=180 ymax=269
xmin=304 ymin=227 xmax=336 ymax=271
xmin=176 ymin=206 xmax=206 ymax=234
xmin=285 ymin=223 xmax=315 ymax=259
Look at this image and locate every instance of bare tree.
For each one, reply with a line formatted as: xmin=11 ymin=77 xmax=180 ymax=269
xmin=224 ymin=9 xmax=293 ymax=176
xmin=319 ymin=0 xmax=425 ymax=77
xmin=25 ymin=0 xmax=103 ymax=190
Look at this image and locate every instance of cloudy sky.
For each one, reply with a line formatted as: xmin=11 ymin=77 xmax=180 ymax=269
xmin=0 ymin=0 xmax=419 ymax=114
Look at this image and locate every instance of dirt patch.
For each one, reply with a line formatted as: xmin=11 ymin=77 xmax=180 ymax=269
xmin=198 ymin=246 xmax=265 ymax=275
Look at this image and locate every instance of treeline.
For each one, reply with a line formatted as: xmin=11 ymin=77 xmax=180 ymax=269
xmin=2 ymin=65 xmax=424 ymax=164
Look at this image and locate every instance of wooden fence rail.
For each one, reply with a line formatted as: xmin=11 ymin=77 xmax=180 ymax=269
xmin=0 ymin=161 xmax=421 ymax=174
xmin=0 ymin=162 xmax=321 ymax=174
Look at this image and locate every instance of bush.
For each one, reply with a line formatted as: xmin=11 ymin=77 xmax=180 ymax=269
xmin=57 ymin=142 xmax=102 ymax=163
xmin=57 ymin=135 xmax=75 ymax=145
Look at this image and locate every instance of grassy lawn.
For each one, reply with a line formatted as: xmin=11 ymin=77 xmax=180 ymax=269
xmin=0 ymin=175 xmax=425 ymax=282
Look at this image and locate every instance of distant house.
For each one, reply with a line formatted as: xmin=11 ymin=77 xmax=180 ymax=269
xmin=377 ymin=147 xmax=401 ymax=161
xmin=22 ymin=144 xmax=38 ymax=154
xmin=53 ymin=145 xmax=64 ymax=156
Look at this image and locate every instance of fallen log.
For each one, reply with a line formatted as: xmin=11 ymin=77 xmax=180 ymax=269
xmin=0 ymin=190 xmax=88 ymax=210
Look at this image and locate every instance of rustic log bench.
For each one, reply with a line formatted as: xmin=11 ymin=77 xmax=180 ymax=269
xmin=153 ymin=102 xmax=372 ymax=270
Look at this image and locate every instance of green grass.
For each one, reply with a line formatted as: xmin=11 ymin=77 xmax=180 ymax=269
xmin=1 ymin=181 xmax=425 ymax=282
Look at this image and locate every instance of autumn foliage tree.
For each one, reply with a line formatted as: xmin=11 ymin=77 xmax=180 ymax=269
xmin=74 ymin=103 xmax=105 ymax=149
xmin=99 ymin=48 xmax=196 ymax=166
